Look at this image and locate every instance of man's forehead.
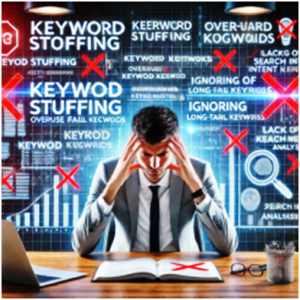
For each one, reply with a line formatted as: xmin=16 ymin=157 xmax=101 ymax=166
xmin=139 ymin=138 xmax=170 ymax=153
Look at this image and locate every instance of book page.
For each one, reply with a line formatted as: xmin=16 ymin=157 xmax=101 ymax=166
xmin=157 ymin=260 xmax=222 ymax=281
xmin=94 ymin=258 xmax=157 ymax=280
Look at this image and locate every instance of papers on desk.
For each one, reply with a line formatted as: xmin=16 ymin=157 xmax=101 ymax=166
xmin=92 ymin=258 xmax=223 ymax=282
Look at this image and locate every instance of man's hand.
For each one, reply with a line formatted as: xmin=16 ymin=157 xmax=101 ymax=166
xmin=168 ymin=135 xmax=205 ymax=204
xmin=102 ymin=135 xmax=141 ymax=204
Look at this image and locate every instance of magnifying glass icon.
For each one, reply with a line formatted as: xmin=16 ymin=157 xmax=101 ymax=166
xmin=245 ymin=150 xmax=293 ymax=200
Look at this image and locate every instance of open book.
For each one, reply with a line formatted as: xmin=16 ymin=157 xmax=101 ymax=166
xmin=92 ymin=258 xmax=223 ymax=282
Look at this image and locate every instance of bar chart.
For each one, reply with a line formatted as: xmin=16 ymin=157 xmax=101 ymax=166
xmin=12 ymin=175 xmax=79 ymax=228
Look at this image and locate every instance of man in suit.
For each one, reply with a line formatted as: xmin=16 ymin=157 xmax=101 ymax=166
xmin=72 ymin=106 xmax=238 ymax=256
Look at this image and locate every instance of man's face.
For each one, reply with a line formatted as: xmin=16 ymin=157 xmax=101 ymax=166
xmin=136 ymin=138 xmax=173 ymax=183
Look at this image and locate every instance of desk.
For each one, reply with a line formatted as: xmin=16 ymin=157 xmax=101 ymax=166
xmin=2 ymin=252 xmax=298 ymax=298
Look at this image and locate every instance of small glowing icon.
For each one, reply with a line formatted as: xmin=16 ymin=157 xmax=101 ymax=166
xmin=241 ymin=188 xmax=261 ymax=212
xmin=1 ymin=21 xmax=19 ymax=56
xmin=278 ymin=18 xmax=296 ymax=46
xmin=188 ymin=127 xmax=195 ymax=133
xmin=245 ymin=150 xmax=293 ymax=199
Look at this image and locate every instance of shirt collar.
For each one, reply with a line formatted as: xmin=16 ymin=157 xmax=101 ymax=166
xmin=138 ymin=169 xmax=170 ymax=188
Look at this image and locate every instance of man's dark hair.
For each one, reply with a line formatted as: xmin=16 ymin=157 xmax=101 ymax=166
xmin=132 ymin=106 xmax=178 ymax=144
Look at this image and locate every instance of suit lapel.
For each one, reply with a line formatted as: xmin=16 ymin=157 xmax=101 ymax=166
xmin=125 ymin=170 xmax=139 ymax=249
xmin=169 ymin=169 xmax=184 ymax=251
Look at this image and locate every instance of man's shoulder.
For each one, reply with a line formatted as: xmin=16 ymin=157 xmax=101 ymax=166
xmin=190 ymin=156 xmax=210 ymax=169
xmin=96 ymin=157 xmax=119 ymax=179
xmin=97 ymin=156 xmax=119 ymax=177
xmin=189 ymin=156 xmax=212 ymax=178
xmin=101 ymin=156 xmax=119 ymax=167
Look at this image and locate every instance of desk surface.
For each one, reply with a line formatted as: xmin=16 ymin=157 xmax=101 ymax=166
xmin=2 ymin=251 xmax=298 ymax=298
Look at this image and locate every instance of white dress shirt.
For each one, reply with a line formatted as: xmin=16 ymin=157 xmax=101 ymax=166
xmin=98 ymin=168 xmax=211 ymax=252
xmin=133 ymin=169 xmax=176 ymax=251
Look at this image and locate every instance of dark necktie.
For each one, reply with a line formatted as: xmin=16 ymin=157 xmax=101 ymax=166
xmin=149 ymin=186 xmax=160 ymax=252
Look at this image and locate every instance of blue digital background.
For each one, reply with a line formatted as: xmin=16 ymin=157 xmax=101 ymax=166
xmin=2 ymin=2 xmax=298 ymax=252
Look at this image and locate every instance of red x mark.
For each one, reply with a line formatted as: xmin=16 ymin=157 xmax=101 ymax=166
xmin=56 ymin=165 xmax=80 ymax=190
xmin=277 ymin=20 xmax=297 ymax=39
xmin=171 ymin=262 xmax=208 ymax=272
xmin=224 ymin=129 xmax=249 ymax=154
xmin=2 ymin=172 xmax=14 ymax=192
xmin=287 ymin=154 xmax=298 ymax=174
xmin=2 ymin=73 xmax=23 ymax=121
xmin=247 ymin=48 xmax=260 ymax=59
xmin=261 ymin=72 xmax=298 ymax=119
xmin=213 ymin=49 xmax=237 ymax=72
xmin=81 ymin=53 xmax=105 ymax=77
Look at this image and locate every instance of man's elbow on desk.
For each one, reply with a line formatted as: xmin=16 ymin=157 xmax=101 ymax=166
xmin=72 ymin=234 xmax=100 ymax=257
xmin=71 ymin=225 xmax=101 ymax=257
xmin=71 ymin=231 xmax=89 ymax=257
xmin=219 ymin=243 xmax=238 ymax=257
xmin=214 ymin=232 xmax=239 ymax=257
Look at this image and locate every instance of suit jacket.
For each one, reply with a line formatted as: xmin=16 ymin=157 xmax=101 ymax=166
xmin=72 ymin=156 xmax=238 ymax=256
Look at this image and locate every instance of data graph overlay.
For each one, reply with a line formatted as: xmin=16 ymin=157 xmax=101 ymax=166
xmin=10 ymin=175 xmax=80 ymax=229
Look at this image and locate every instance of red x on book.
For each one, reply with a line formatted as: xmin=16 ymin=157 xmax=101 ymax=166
xmin=171 ymin=262 xmax=209 ymax=272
